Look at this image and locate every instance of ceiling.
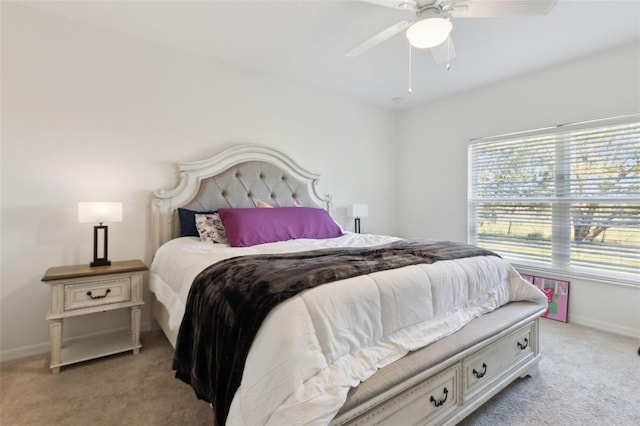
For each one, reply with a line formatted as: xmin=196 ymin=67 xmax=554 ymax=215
xmin=16 ymin=0 xmax=640 ymax=110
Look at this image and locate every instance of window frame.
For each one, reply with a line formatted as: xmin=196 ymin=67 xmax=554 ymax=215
xmin=468 ymin=114 xmax=640 ymax=285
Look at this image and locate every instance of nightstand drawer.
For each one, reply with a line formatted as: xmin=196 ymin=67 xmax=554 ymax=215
xmin=64 ymin=277 xmax=131 ymax=311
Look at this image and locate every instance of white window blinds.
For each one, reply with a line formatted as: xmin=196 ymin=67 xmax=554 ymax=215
xmin=468 ymin=115 xmax=640 ymax=279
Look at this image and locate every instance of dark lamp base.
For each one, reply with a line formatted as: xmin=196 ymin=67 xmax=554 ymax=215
xmin=90 ymin=258 xmax=112 ymax=267
xmin=90 ymin=225 xmax=112 ymax=268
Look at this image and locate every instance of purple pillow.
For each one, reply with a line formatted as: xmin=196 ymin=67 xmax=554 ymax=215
xmin=217 ymin=207 xmax=343 ymax=247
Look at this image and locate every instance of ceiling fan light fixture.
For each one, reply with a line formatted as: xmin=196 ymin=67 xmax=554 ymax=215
xmin=405 ymin=16 xmax=452 ymax=49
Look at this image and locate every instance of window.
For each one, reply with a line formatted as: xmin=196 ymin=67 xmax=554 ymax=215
xmin=468 ymin=115 xmax=640 ymax=281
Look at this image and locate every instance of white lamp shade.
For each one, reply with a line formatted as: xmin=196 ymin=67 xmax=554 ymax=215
xmin=78 ymin=202 xmax=123 ymax=223
xmin=350 ymin=204 xmax=369 ymax=218
xmin=406 ymin=17 xmax=452 ymax=49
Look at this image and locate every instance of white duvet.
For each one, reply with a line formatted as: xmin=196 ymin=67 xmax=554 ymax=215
xmin=150 ymin=233 xmax=546 ymax=425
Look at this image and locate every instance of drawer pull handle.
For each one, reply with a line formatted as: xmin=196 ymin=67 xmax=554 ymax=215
xmin=517 ymin=338 xmax=529 ymax=350
xmin=473 ymin=363 xmax=487 ymax=379
xmin=429 ymin=387 xmax=448 ymax=407
xmin=87 ymin=289 xmax=111 ymax=299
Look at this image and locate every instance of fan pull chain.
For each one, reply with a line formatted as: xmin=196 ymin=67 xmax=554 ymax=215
xmin=408 ymin=43 xmax=412 ymax=94
xmin=446 ymin=36 xmax=451 ymax=71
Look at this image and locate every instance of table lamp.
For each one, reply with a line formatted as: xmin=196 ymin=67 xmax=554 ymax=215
xmin=349 ymin=204 xmax=368 ymax=234
xmin=78 ymin=202 xmax=123 ymax=267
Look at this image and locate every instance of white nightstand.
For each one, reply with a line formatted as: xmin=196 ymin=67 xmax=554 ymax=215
xmin=42 ymin=259 xmax=147 ymax=374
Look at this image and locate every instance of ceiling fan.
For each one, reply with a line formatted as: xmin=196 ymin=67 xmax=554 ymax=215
xmin=346 ymin=0 xmax=558 ymax=65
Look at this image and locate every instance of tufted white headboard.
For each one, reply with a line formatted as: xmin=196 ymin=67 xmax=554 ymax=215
xmin=151 ymin=144 xmax=332 ymax=253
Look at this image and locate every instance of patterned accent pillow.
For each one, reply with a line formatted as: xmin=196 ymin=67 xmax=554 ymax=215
xmin=195 ymin=213 xmax=228 ymax=244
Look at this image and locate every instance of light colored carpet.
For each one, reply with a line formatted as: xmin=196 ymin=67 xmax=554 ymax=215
xmin=459 ymin=319 xmax=640 ymax=426
xmin=1 ymin=320 xmax=638 ymax=425
xmin=0 ymin=331 xmax=213 ymax=425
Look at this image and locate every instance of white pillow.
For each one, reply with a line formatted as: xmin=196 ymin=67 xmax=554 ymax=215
xmin=195 ymin=213 xmax=228 ymax=244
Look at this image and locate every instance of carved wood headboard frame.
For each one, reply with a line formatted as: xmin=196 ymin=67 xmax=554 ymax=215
xmin=151 ymin=144 xmax=332 ymax=254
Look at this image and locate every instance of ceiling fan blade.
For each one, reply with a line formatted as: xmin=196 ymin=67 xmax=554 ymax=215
xmin=450 ymin=0 xmax=557 ymax=17
xmin=346 ymin=19 xmax=413 ymax=57
xmin=356 ymin=0 xmax=419 ymax=11
xmin=431 ymin=37 xmax=456 ymax=65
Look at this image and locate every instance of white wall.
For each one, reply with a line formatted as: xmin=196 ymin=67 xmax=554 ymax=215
xmin=396 ymin=41 xmax=640 ymax=337
xmin=0 ymin=3 xmax=398 ymax=360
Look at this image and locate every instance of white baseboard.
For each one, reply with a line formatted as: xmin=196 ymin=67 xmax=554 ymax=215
xmin=569 ymin=315 xmax=639 ymax=339
xmin=0 ymin=320 xmax=153 ymax=363
xmin=0 ymin=340 xmax=51 ymax=364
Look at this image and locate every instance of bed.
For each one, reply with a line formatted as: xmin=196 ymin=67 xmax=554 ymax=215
xmin=149 ymin=144 xmax=547 ymax=426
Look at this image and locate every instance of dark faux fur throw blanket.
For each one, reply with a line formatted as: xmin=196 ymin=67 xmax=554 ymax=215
xmin=172 ymin=239 xmax=498 ymax=424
